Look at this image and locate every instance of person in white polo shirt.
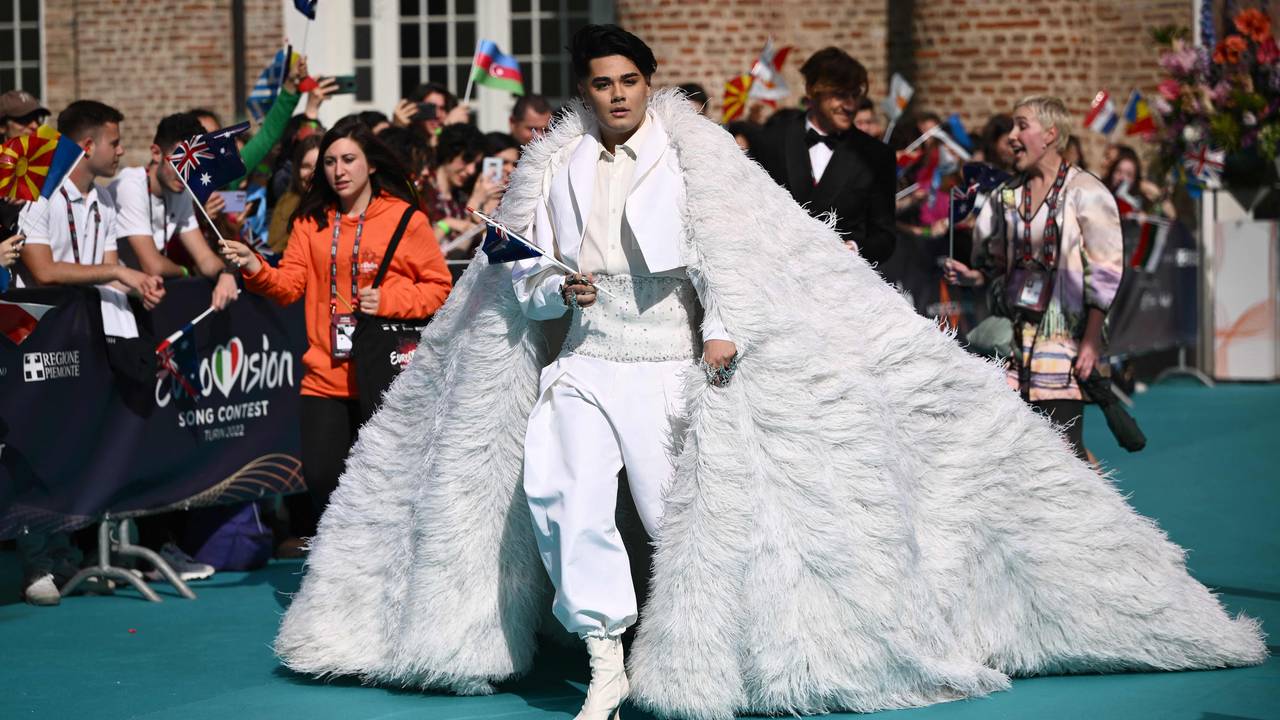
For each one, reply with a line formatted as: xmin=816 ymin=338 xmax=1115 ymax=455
xmin=112 ymin=112 xmax=239 ymax=310
xmin=16 ymin=100 xmax=164 ymax=309
xmin=14 ymin=100 xmax=165 ymax=607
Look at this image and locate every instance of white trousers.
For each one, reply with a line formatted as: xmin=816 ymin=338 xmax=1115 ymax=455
xmin=523 ymin=353 xmax=691 ymax=637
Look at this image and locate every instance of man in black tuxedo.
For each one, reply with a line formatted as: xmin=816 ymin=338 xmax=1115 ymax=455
xmin=752 ymin=48 xmax=896 ymax=264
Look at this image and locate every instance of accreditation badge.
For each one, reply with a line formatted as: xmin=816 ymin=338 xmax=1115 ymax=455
xmin=331 ymin=313 xmax=356 ymax=360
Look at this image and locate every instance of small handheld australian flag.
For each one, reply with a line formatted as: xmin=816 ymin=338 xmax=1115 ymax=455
xmin=167 ymin=124 xmax=249 ymax=204
xmin=480 ymin=223 xmax=541 ymax=264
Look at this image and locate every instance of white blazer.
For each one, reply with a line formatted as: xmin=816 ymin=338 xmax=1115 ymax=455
xmin=510 ymin=113 xmax=729 ymax=344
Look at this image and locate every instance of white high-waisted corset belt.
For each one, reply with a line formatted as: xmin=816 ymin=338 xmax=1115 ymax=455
xmin=559 ymin=274 xmax=701 ymax=363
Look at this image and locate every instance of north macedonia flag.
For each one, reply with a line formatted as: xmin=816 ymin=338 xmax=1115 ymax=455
xmin=0 ymin=125 xmax=84 ymax=202
xmin=722 ymin=73 xmax=754 ymax=124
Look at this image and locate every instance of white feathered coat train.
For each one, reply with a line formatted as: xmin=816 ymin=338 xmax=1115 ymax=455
xmin=274 ymin=91 xmax=1265 ymax=719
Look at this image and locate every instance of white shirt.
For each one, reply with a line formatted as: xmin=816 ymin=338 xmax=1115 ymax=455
xmin=805 ymin=116 xmax=835 ymax=184
xmin=578 ymin=117 xmax=679 ymax=278
xmin=110 ymin=165 xmax=199 ymax=251
xmin=17 ymin=176 xmax=118 ymax=284
xmin=16 ymin=175 xmax=138 ymax=338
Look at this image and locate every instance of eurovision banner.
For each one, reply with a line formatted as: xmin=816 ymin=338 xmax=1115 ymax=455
xmin=0 ymin=279 xmax=307 ymax=540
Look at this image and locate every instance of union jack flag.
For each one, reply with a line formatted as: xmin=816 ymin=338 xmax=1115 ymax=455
xmin=169 ymin=136 xmax=213 ymax=181
xmin=1183 ymin=144 xmax=1224 ymax=188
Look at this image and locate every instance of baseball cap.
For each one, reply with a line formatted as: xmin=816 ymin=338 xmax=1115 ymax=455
xmin=0 ymin=90 xmax=50 ymax=122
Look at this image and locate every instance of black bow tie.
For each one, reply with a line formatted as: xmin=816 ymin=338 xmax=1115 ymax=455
xmin=805 ymin=128 xmax=839 ymax=149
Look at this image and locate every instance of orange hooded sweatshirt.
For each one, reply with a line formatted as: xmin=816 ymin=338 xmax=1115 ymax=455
xmin=243 ymin=193 xmax=452 ymax=399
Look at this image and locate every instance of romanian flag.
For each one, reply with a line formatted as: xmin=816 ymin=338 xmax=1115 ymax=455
xmin=470 ymin=40 xmax=524 ymax=96
xmin=1122 ymin=90 xmax=1156 ymax=137
xmin=0 ymin=126 xmax=84 ymax=202
xmin=722 ymin=73 xmax=753 ymax=123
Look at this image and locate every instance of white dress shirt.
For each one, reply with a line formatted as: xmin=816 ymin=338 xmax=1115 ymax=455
xmin=578 ymin=117 xmax=681 ymax=279
xmin=805 ymin=116 xmax=835 ymax=184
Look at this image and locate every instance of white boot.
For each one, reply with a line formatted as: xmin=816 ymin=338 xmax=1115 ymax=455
xmin=575 ymin=635 xmax=629 ymax=720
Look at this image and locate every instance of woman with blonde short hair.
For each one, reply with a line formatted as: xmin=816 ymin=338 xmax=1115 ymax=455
xmin=945 ymin=95 xmax=1124 ymax=458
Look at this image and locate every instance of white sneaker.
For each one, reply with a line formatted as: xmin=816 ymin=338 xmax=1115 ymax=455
xmin=23 ymin=574 xmax=61 ymax=606
xmin=145 ymin=543 xmax=215 ymax=582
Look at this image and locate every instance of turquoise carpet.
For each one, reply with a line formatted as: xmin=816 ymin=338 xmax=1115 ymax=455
xmin=2 ymin=382 xmax=1278 ymax=719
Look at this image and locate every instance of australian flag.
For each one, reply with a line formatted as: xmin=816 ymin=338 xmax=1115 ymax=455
xmin=950 ymin=162 xmax=1012 ymax=226
xmin=167 ymin=124 xmax=248 ymax=204
xmin=481 ymin=223 xmax=541 ymax=264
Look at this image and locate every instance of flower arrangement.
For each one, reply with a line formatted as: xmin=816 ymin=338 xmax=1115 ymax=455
xmin=1152 ymin=9 xmax=1280 ymax=187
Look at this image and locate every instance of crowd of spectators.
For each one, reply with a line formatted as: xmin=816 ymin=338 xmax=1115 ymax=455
xmin=2 ymin=37 xmax=1181 ymax=607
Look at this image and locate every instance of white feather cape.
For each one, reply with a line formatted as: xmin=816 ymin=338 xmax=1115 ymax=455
xmin=274 ymin=91 xmax=1266 ymax=719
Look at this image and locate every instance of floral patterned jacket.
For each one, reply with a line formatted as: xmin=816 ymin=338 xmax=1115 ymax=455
xmin=974 ymin=166 xmax=1124 ymax=401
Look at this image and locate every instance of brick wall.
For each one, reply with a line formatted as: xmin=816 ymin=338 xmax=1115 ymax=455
xmin=616 ymin=0 xmax=888 ymax=117
xmin=42 ymin=0 xmax=283 ymax=168
xmin=619 ymin=0 xmax=1196 ymax=170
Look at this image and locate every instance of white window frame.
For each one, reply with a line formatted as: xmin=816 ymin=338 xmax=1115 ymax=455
xmin=287 ymin=0 xmax=613 ymax=132
xmin=0 ymin=0 xmax=43 ymax=97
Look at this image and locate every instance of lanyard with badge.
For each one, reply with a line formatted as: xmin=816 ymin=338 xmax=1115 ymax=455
xmin=59 ymin=188 xmax=100 ymax=264
xmin=329 ymin=211 xmax=365 ymax=359
xmin=1006 ymin=161 xmax=1069 ymax=319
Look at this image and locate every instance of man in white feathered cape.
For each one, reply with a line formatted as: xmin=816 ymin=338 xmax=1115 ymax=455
xmin=275 ymin=81 xmax=1265 ymax=720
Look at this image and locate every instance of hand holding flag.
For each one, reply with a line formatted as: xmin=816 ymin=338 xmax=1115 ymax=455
xmin=468 ymin=207 xmax=615 ymax=298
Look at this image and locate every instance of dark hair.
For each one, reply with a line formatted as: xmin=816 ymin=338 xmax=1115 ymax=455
xmin=435 ymin=123 xmax=486 ymax=166
xmin=511 ymin=94 xmax=552 ymax=122
xmin=799 ymin=47 xmax=868 ymax=98
xmin=1102 ymin=145 xmax=1143 ymax=190
xmin=188 ymin=107 xmax=221 ymax=127
xmin=358 ymin=110 xmax=390 ymax=129
xmin=980 ymin=113 xmax=1013 ymax=157
xmin=411 ymin=82 xmax=458 ymax=111
xmin=678 ymin=82 xmax=708 ymax=105
xmin=153 ymin=112 xmax=206 ymax=151
xmin=57 ymin=100 xmax=124 ymax=143
xmin=1066 ymin=135 xmax=1088 ymax=171
xmin=854 ymin=97 xmax=876 ymax=114
xmin=725 ymin=121 xmax=758 ymax=150
xmin=287 ymin=134 xmax=324 ymax=195
xmin=914 ymin=111 xmax=943 ymax=129
xmin=484 ymin=131 xmax=520 ymax=157
xmin=570 ymin=24 xmax=658 ymax=81
xmin=377 ymin=125 xmax=430 ymax=179
xmin=291 ymin=116 xmax=416 ymax=231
